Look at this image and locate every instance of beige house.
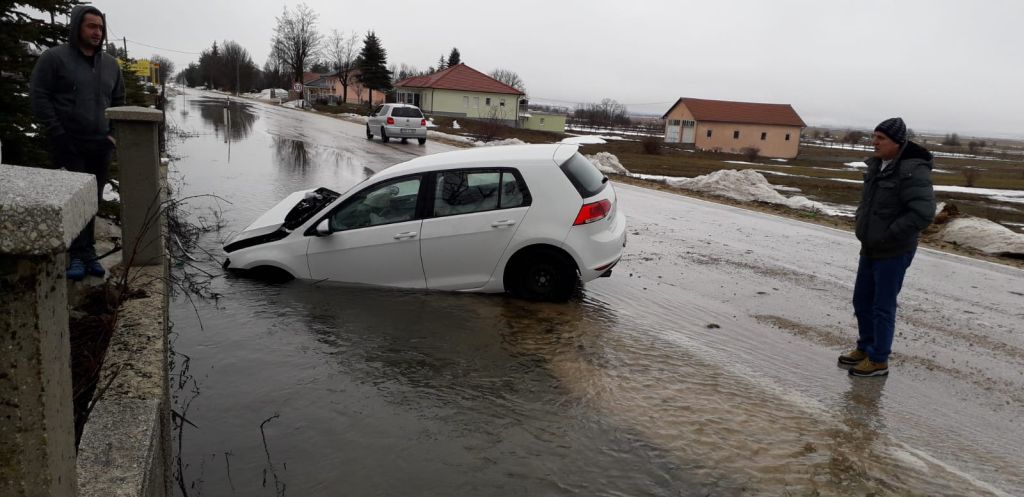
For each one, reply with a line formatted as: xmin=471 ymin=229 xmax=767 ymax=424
xmin=393 ymin=63 xmax=525 ymax=124
xmin=662 ymin=97 xmax=806 ymax=159
xmin=519 ymin=111 xmax=566 ymax=132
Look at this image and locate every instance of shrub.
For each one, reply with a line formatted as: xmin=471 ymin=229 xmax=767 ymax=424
xmin=641 ymin=136 xmax=661 ymax=155
xmin=740 ymin=146 xmax=760 ymax=162
xmin=962 ymin=167 xmax=981 ymax=187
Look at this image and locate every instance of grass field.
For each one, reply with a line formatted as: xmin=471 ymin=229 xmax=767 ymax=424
xmin=426 ymin=117 xmax=1024 ymax=233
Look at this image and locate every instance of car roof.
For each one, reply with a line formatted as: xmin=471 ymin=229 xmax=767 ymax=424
xmin=372 ymin=144 xmax=580 ymax=181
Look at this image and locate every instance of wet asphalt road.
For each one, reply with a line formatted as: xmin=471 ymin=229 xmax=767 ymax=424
xmin=168 ymin=90 xmax=1024 ymax=496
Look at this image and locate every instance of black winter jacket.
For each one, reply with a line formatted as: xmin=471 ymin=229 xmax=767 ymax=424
xmin=30 ymin=5 xmax=125 ymax=142
xmin=854 ymin=141 xmax=936 ymax=259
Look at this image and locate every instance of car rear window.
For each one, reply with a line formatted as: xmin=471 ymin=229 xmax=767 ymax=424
xmin=559 ymin=153 xmax=606 ymax=198
xmin=392 ymin=107 xmax=423 ymax=118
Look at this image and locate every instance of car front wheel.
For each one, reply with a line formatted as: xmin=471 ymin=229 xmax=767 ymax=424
xmin=365 ymin=125 xmax=373 ymax=139
xmin=508 ymin=250 xmax=577 ymax=302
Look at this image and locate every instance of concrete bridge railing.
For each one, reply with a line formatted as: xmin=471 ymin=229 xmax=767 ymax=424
xmin=0 ymin=106 xmax=171 ymax=497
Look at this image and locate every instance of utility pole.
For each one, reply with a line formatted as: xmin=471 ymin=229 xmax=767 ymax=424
xmin=236 ymin=59 xmax=240 ymax=96
xmin=122 ymin=36 xmax=128 ymax=58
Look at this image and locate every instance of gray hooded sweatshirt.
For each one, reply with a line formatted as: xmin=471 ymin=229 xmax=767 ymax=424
xmin=30 ymin=5 xmax=125 ymax=142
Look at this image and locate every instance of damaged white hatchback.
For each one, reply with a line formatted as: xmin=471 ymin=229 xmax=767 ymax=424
xmin=222 ymin=144 xmax=626 ymax=302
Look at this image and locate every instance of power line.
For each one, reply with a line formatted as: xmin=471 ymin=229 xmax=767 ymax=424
xmin=123 ymin=38 xmax=201 ymax=55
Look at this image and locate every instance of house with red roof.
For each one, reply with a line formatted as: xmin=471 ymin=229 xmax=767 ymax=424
xmin=394 ymin=63 xmax=525 ymax=124
xmin=662 ymin=98 xmax=806 ymax=158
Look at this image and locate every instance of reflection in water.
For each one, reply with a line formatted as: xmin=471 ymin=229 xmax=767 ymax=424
xmin=191 ymin=97 xmax=258 ymax=142
xmin=272 ymin=136 xmax=310 ymax=173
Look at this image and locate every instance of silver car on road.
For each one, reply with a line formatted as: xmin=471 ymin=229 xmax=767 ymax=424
xmin=366 ymin=103 xmax=428 ymax=144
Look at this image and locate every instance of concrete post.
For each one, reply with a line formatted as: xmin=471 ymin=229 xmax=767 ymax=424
xmin=106 ymin=107 xmax=165 ymax=267
xmin=0 ymin=164 xmax=97 ymax=497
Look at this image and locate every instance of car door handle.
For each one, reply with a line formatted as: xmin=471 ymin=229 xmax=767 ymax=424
xmin=393 ymin=231 xmax=418 ymax=239
xmin=491 ymin=220 xmax=517 ymax=228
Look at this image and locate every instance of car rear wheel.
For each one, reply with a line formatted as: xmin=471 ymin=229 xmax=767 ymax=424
xmin=401 ymin=138 xmax=408 ymax=144
xmin=380 ymin=127 xmax=390 ymax=143
xmin=508 ymin=250 xmax=577 ymax=302
xmin=365 ymin=125 xmax=372 ymax=139
xmin=418 ymin=138 xmax=427 ymax=145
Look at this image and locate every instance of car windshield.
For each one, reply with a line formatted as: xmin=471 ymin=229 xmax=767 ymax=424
xmin=392 ymin=107 xmax=423 ymax=118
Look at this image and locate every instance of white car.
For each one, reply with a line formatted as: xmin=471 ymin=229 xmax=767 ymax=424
xmin=366 ymin=103 xmax=427 ymax=144
xmin=222 ymin=144 xmax=626 ymax=301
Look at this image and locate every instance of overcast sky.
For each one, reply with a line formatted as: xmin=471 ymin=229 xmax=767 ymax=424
xmin=87 ymin=0 xmax=1022 ymax=138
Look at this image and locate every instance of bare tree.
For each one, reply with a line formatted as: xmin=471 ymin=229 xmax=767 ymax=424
xmin=845 ymin=130 xmax=866 ymax=148
xmin=326 ymin=29 xmax=359 ymax=102
xmin=270 ymin=3 xmax=323 ymax=85
xmin=221 ymin=41 xmax=258 ymax=94
xmin=150 ymin=55 xmax=175 ymax=85
xmin=489 ymin=68 xmax=526 ymax=93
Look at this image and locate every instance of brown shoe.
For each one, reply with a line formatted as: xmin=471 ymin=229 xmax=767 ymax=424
xmin=849 ymin=358 xmax=888 ymax=377
xmin=838 ymin=349 xmax=867 ymax=366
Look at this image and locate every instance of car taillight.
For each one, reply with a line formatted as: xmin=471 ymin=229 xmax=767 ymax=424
xmin=421 ymin=119 xmax=427 ymax=126
xmin=386 ymin=116 xmax=395 ymax=125
xmin=573 ymin=199 xmax=612 ymax=226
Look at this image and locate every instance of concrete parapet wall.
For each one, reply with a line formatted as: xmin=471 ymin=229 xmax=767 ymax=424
xmin=77 ymin=265 xmax=170 ymax=497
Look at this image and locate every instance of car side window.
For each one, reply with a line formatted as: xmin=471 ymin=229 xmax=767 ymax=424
xmin=499 ymin=172 xmax=526 ymax=208
xmin=329 ymin=177 xmax=421 ymax=231
xmin=434 ymin=171 xmax=500 ymax=217
xmin=371 ymin=105 xmax=383 ymax=116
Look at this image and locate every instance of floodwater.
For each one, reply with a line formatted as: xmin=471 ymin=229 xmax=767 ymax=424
xmin=168 ymin=90 xmax=1024 ymax=496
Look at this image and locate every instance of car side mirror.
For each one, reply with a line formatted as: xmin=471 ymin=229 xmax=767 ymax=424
xmin=315 ymin=219 xmax=332 ymax=236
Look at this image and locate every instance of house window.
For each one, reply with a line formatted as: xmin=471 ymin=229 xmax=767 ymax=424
xmin=683 ymin=120 xmax=695 ymax=127
xmin=669 ymin=120 xmax=681 ymax=126
xmin=761 ymin=132 xmax=767 ymax=140
xmin=733 ymin=130 xmax=740 ymax=139
xmin=707 ymin=129 xmax=713 ymax=138
xmin=500 ymin=98 xmax=506 ymax=107
xmin=474 ymin=97 xmax=480 ymax=108
xmin=463 ymin=96 xmax=469 ymax=108
xmin=539 ymin=117 xmax=546 ymax=125
xmin=485 ymin=97 xmax=492 ymax=106
xmin=785 ymin=133 xmax=791 ymax=141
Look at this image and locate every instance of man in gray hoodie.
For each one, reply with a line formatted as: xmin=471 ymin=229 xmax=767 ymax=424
xmin=31 ymin=5 xmax=125 ymax=281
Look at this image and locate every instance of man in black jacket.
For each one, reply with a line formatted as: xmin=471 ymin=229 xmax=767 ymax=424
xmin=839 ymin=117 xmax=935 ymax=377
xmin=30 ymin=5 xmax=125 ymax=281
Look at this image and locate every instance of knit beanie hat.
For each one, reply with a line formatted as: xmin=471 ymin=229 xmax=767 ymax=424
xmin=875 ymin=117 xmax=907 ymax=145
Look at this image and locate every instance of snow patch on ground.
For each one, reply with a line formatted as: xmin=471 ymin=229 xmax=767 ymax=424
xmin=845 ymin=161 xmax=868 ymax=169
xmin=587 ymin=152 xmax=629 ymax=175
xmin=934 ymin=185 xmax=1024 ymax=204
xmin=102 ymin=182 xmax=120 ymax=202
xmin=475 ymin=138 xmax=527 ymax=147
xmin=426 ymin=118 xmax=439 ymax=128
xmin=452 ymin=121 xmax=461 ymax=129
xmin=562 ymin=135 xmax=607 ymax=145
xmin=771 ymin=158 xmax=788 ymax=162
xmin=633 ymin=169 xmax=842 ymax=215
xmin=940 ymin=217 xmax=1024 ymax=255
xmin=724 ymin=160 xmax=766 ymax=166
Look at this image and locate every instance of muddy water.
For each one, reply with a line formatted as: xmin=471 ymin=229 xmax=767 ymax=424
xmin=169 ymin=91 xmax=1024 ymax=496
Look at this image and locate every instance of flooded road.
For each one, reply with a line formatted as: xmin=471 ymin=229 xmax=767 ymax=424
xmin=168 ymin=90 xmax=1024 ymax=496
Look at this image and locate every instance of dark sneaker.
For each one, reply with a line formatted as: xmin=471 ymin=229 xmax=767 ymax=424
xmin=86 ymin=259 xmax=105 ymax=277
xmin=67 ymin=258 xmax=85 ymax=281
xmin=849 ymin=358 xmax=889 ymax=377
xmin=838 ymin=349 xmax=867 ymax=366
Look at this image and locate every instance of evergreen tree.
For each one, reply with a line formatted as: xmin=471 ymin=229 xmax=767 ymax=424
xmin=1 ymin=1 xmax=79 ymax=167
xmin=356 ymin=31 xmax=392 ymax=105
xmin=436 ymin=54 xmax=446 ymax=71
xmin=448 ymin=47 xmax=461 ymax=66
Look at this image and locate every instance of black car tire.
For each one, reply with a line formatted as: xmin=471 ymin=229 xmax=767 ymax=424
xmin=508 ymin=250 xmax=577 ymax=302
xmin=418 ymin=138 xmax=427 ymax=145
xmin=401 ymin=138 xmax=408 ymax=144
xmin=380 ymin=127 xmax=390 ymax=143
xmin=365 ymin=125 xmax=373 ymax=139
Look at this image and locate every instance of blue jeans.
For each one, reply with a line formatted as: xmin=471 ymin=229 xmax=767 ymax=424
xmin=852 ymin=250 xmax=915 ymax=363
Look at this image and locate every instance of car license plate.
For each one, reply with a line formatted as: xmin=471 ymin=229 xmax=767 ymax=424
xmin=401 ymin=129 xmax=414 ymax=134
